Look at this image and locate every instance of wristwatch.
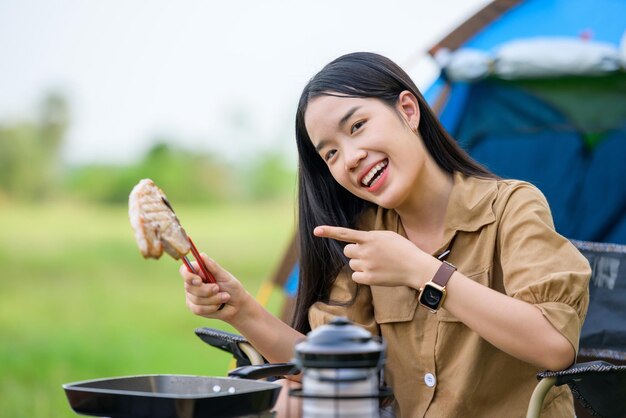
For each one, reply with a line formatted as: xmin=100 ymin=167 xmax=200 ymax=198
xmin=418 ymin=261 xmax=457 ymax=312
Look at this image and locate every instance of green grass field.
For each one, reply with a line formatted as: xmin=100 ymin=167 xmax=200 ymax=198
xmin=0 ymin=200 xmax=296 ymax=418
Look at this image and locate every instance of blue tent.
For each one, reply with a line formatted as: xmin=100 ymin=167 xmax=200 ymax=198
xmin=423 ymin=0 xmax=626 ymax=244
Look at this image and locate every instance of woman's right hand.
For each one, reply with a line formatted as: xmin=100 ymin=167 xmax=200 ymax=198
xmin=179 ymin=253 xmax=249 ymax=323
xmin=182 ymin=253 xmax=307 ymax=368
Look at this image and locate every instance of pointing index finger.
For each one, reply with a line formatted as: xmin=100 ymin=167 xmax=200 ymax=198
xmin=314 ymin=225 xmax=368 ymax=244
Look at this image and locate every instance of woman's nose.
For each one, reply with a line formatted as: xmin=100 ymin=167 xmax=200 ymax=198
xmin=344 ymin=148 xmax=367 ymax=171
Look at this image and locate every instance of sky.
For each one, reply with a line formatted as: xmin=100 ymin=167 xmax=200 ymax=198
xmin=0 ymin=0 xmax=492 ymax=166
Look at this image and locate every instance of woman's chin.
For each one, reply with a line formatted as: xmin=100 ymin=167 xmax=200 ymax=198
xmin=365 ymin=191 xmax=401 ymax=210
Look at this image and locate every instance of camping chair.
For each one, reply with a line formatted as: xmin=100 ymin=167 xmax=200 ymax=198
xmin=195 ymin=239 xmax=626 ymax=417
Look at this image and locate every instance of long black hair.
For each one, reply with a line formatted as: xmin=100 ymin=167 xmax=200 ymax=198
xmin=292 ymin=52 xmax=493 ymax=333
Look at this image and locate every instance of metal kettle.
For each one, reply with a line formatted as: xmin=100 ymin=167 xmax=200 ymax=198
xmin=293 ymin=317 xmax=387 ymax=418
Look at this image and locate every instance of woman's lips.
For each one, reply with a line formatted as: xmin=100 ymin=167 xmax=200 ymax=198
xmin=360 ymin=159 xmax=388 ymax=187
xmin=364 ymin=161 xmax=389 ymax=192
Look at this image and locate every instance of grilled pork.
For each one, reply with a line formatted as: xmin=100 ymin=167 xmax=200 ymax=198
xmin=128 ymin=179 xmax=191 ymax=259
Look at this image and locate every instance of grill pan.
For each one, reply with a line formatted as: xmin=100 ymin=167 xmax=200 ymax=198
xmin=62 ymin=374 xmax=281 ymax=418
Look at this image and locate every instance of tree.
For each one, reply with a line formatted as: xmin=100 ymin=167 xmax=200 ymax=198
xmin=0 ymin=91 xmax=69 ymax=201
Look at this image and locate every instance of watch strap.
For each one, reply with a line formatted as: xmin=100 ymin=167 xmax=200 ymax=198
xmin=431 ymin=261 xmax=456 ymax=287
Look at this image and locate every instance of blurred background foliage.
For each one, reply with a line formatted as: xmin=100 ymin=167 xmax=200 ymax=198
xmin=0 ymin=91 xmax=297 ymax=205
xmin=0 ymin=92 xmax=68 ymax=202
xmin=0 ymin=91 xmax=297 ymax=418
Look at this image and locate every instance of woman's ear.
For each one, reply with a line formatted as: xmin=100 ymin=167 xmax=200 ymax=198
xmin=397 ymin=90 xmax=421 ymax=130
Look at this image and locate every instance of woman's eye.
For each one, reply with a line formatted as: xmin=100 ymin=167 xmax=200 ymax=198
xmin=324 ymin=149 xmax=337 ymax=161
xmin=351 ymin=120 xmax=365 ymax=134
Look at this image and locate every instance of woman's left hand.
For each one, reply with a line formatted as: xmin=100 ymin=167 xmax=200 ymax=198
xmin=314 ymin=225 xmax=437 ymax=288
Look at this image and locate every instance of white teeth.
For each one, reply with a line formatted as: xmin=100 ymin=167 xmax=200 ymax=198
xmin=361 ymin=160 xmax=388 ymax=187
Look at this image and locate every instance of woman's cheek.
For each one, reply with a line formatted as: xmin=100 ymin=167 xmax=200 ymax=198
xmin=330 ymin=168 xmax=350 ymax=189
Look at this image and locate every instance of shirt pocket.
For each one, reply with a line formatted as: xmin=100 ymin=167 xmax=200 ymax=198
xmin=437 ymin=268 xmax=490 ymax=323
xmin=370 ymin=285 xmax=418 ymax=324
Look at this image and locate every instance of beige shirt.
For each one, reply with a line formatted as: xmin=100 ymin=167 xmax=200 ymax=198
xmin=309 ymin=172 xmax=590 ymax=418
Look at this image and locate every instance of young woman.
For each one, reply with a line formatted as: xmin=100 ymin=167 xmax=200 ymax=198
xmin=181 ymin=52 xmax=590 ymax=417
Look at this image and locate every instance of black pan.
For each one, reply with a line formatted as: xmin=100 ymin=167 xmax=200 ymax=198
xmin=62 ymin=374 xmax=281 ymax=418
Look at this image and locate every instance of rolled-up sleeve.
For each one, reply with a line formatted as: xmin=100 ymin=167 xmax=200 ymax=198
xmin=309 ymin=267 xmax=379 ymax=336
xmin=497 ymin=183 xmax=591 ymax=354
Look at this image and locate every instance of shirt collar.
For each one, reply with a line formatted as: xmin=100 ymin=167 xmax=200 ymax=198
xmin=367 ymin=171 xmax=498 ymax=254
xmin=444 ymin=171 xmax=498 ymax=236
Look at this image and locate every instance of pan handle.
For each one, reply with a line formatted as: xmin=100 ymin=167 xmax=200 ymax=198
xmin=228 ymin=362 xmax=300 ymax=380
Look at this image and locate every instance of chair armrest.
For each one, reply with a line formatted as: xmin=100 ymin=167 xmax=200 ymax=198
xmin=532 ymin=361 xmax=626 ymax=418
xmin=195 ymin=327 xmax=267 ymax=367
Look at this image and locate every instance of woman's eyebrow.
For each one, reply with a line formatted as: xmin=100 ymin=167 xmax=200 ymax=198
xmin=338 ymin=106 xmax=361 ymax=129
xmin=314 ymin=106 xmax=362 ymax=153
xmin=315 ymin=140 xmax=327 ymax=153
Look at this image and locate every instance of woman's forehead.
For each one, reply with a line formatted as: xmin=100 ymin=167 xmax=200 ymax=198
xmin=305 ymin=95 xmax=375 ymax=138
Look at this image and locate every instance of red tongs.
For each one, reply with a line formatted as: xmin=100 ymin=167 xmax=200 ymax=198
xmin=161 ymin=196 xmax=224 ymax=310
xmin=182 ymin=237 xmax=217 ymax=284
xmin=183 ymin=238 xmax=225 ymax=311
xmin=160 ymin=196 xmax=217 ymax=284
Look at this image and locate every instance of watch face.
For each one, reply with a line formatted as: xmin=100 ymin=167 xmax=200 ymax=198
xmin=419 ymin=285 xmax=444 ymax=310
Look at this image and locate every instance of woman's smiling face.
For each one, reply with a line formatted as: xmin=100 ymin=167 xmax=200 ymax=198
xmin=304 ymin=92 xmax=428 ymax=209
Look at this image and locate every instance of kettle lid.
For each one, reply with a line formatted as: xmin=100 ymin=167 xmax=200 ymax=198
xmin=294 ymin=317 xmax=385 ymax=369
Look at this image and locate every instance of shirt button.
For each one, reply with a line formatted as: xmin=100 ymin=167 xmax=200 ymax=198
xmin=424 ymin=373 xmax=436 ymax=388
